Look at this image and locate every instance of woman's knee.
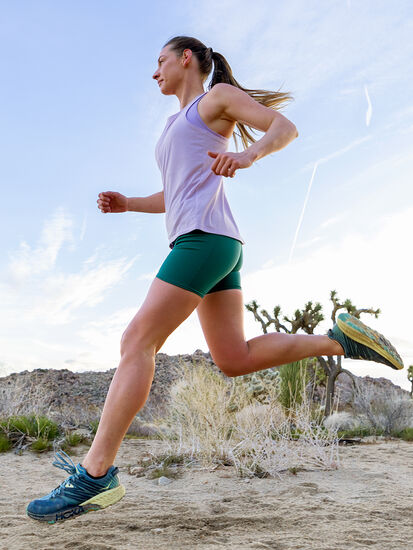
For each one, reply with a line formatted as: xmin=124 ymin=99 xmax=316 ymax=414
xmin=120 ymin=323 xmax=157 ymax=358
xmin=216 ymin=363 xmax=242 ymax=378
xmin=212 ymin=350 xmax=251 ymax=378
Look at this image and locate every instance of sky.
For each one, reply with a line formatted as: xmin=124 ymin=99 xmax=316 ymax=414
xmin=1 ymin=0 xmax=412 ymax=392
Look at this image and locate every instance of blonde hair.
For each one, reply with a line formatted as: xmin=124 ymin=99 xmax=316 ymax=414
xmin=164 ymin=35 xmax=294 ymax=151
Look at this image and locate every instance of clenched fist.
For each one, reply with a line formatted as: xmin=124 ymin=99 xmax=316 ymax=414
xmin=207 ymin=149 xmax=254 ymax=177
xmin=97 ymin=191 xmax=128 ymax=213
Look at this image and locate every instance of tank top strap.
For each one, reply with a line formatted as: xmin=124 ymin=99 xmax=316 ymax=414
xmin=184 ymin=92 xmax=207 ymax=114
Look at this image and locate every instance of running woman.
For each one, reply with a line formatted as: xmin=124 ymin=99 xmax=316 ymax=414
xmin=27 ymin=35 xmax=404 ymax=524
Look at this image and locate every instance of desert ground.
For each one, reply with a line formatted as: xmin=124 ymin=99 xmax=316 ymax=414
xmin=0 ymin=437 xmax=412 ymax=550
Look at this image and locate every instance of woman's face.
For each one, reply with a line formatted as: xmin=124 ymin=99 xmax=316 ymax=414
xmin=152 ymin=46 xmax=184 ymax=95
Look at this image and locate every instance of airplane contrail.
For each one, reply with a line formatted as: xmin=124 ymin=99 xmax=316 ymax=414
xmin=288 ymin=136 xmax=371 ymax=264
xmin=364 ymin=84 xmax=372 ymax=126
xmin=288 ymin=161 xmax=319 ymax=265
xmin=301 ymin=135 xmax=371 ymax=173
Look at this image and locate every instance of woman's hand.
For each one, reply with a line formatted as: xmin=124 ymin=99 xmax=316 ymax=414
xmin=97 ymin=191 xmax=128 ymax=213
xmin=207 ymin=150 xmax=255 ymax=178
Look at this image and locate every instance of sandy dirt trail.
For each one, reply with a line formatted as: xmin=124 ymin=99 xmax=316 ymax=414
xmin=1 ymin=438 xmax=412 ymax=550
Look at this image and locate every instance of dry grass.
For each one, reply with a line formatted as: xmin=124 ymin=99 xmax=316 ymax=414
xmin=0 ymin=377 xmax=101 ymax=431
xmin=0 ymin=378 xmax=54 ymax=419
xmin=154 ymin=358 xmax=340 ymax=478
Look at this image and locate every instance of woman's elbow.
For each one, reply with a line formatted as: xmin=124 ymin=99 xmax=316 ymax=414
xmin=284 ymin=122 xmax=298 ymax=140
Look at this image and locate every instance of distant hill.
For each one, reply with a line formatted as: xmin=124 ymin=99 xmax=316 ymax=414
xmin=0 ymin=349 xmax=409 ymax=428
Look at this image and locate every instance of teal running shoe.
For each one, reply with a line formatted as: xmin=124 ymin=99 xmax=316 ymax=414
xmin=26 ymin=450 xmax=125 ymax=524
xmin=327 ymin=312 xmax=404 ymax=370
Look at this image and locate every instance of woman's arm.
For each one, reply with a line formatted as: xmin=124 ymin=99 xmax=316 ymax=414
xmin=215 ymin=82 xmax=298 ymax=157
xmin=127 ymin=191 xmax=165 ymax=213
xmin=245 ymin=114 xmax=298 ymax=162
xmin=207 ymin=83 xmax=298 ymax=177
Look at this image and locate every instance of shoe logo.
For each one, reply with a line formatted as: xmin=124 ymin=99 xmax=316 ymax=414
xmin=65 ymin=482 xmax=75 ymax=488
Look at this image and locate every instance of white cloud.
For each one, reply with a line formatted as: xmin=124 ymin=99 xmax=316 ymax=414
xmin=2 ymin=209 xmax=139 ymax=325
xmin=296 ymin=236 xmax=323 ymax=249
xmin=0 ymin=210 xmax=141 ymax=374
xmin=138 ymin=270 xmax=158 ymax=281
xmin=29 ymin=255 xmax=138 ymax=324
xmin=6 ymin=207 xmax=73 ymax=286
xmin=74 ymin=307 xmax=139 ymax=370
xmin=318 ymin=215 xmax=346 ymax=230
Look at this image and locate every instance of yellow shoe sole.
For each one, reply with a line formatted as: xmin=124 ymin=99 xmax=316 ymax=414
xmin=82 ymin=483 xmax=126 ymax=509
xmin=337 ymin=314 xmax=404 ymax=370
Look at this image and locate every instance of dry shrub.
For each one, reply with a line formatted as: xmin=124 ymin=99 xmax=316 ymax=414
xmin=160 ymin=359 xmax=238 ymax=464
xmin=48 ymin=403 xmax=101 ymax=431
xmin=0 ymin=378 xmax=100 ymax=431
xmin=157 ymin=358 xmax=340 ymax=478
xmin=126 ymin=417 xmax=165 ymax=438
xmin=234 ymin=402 xmax=285 ymax=430
xmin=0 ymin=379 xmax=53 ymax=419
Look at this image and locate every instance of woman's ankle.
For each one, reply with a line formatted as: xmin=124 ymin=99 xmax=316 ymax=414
xmin=81 ymin=458 xmax=110 ymax=477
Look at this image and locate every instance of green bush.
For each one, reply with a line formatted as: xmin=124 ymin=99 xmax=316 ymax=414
xmin=136 ymin=452 xmax=188 ymax=480
xmin=0 ymin=414 xmax=61 ymax=452
xmin=64 ymin=431 xmax=89 ymax=447
xmin=311 ymin=359 xmax=327 ymax=387
xmin=0 ymin=433 xmax=12 ymax=452
xmin=89 ymin=420 xmax=99 ymax=435
xmin=30 ymin=437 xmax=53 ymax=453
xmin=0 ymin=414 xmax=60 ymax=440
xmin=337 ymin=426 xmax=384 ymax=438
xmin=278 ymin=359 xmax=309 ymax=412
xmin=391 ymin=427 xmax=413 ymax=441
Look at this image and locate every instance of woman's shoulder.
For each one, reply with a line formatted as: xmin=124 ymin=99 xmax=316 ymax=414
xmin=203 ymin=83 xmax=236 ymax=114
xmin=198 ymin=85 xmax=238 ymax=138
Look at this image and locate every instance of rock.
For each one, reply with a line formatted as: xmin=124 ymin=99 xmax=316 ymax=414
xmin=71 ymin=428 xmax=92 ymax=439
xmin=157 ymin=476 xmax=172 ymax=485
xmin=334 ymin=373 xmax=409 ymax=409
xmin=129 ymin=466 xmax=145 ymax=477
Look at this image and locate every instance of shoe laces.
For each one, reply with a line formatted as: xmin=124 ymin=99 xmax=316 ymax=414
xmin=49 ymin=450 xmax=80 ymax=497
xmin=52 ymin=450 xmax=77 ymax=475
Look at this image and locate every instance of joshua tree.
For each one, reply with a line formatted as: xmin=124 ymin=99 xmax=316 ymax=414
xmin=245 ymin=290 xmax=381 ymax=417
xmin=408 ymin=365 xmax=413 ymax=398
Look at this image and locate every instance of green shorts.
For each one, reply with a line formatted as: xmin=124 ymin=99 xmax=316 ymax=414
xmin=156 ymin=229 xmax=243 ymax=298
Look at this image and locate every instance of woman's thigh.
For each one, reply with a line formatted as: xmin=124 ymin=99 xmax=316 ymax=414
xmin=121 ymin=277 xmax=202 ymax=356
xmin=156 ymin=230 xmax=243 ymax=298
xmin=196 ymin=288 xmax=250 ymax=374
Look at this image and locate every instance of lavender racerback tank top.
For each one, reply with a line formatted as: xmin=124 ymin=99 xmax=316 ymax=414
xmin=155 ymin=91 xmax=245 ymax=249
